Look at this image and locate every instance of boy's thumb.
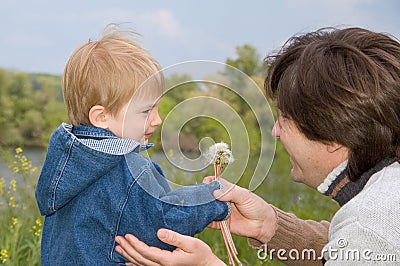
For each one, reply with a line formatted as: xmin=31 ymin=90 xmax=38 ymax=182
xmin=213 ymin=189 xmax=224 ymax=199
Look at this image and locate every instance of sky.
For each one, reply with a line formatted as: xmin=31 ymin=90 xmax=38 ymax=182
xmin=1 ymin=0 xmax=399 ymax=75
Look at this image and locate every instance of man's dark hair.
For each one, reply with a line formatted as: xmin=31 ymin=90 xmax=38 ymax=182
xmin=265 ymin=27 xmax=400 ymax=180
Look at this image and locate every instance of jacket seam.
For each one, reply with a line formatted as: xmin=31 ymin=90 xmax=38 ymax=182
xmin=49 ymin=137 xmax=74 ymax=213
xmin=108 ymin=165 xmax=148 ymax=262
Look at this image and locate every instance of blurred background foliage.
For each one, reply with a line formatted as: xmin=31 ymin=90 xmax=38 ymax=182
xmin=0 ymin=44 xmax=266 ymax=152
xmin=0 ymin=70 xmax=67 ymax=147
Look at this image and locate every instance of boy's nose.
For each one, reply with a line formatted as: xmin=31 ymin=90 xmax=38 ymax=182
xmin=151 ymin=112 xmax=162 ymax=127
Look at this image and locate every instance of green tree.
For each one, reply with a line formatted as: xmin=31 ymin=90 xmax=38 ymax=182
xmin=0 ymin=68 xmax=67 ymax=148
xmin=226 ymin=44 xmax=263 ymax=77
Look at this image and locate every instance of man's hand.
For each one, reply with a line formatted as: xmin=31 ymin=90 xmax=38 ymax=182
xmin=204 ymin=177 xmax=277 ymax=243
xmin=115 ymin=229 xmax=225 ymax=266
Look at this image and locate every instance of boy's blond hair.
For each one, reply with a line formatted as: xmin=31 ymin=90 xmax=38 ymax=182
xmin=62 ymin=24 xmax=162 ymax=126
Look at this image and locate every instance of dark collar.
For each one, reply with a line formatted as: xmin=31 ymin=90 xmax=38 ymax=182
xmin=322 ymin=157 xmax=398 ymax=206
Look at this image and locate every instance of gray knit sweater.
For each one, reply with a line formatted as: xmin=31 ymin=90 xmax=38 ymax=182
xmin=248 ymin=160 xmax=400 ymax=265
xmin=322 ymin=161 xmax=400 ymax=265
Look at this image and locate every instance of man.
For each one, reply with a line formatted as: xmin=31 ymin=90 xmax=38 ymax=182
xmin=114 ymin=27 xmax=400 ymax=265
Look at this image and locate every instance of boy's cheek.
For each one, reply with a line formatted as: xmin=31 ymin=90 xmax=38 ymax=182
xmin=122 ymin=121 xmax=145 ymax=141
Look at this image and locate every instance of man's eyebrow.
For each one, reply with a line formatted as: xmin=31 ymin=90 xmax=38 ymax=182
xmin=277 ymin=115 xmax=282 ymax=127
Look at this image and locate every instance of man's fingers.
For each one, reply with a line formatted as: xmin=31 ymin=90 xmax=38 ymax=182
xmin=212 ymin=178 xmax=248 ymax=203
xmin=115 ymin=235 xmax=161 ymax=266
xmin=204 ymin=177 xmax=249 ymax=205
xmin=157 ymin=229 xmax=184 ymax=249
xmin=157 ymin=229 xmax=199 ymax=253
xmin=207 ymin=221 xmax=221 ymax=230
xmin=115 ymin=236 xmax=140 ymax=265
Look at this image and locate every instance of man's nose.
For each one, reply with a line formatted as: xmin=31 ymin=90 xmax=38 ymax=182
xmin=272 ymin=120 xmax=281 ymax=138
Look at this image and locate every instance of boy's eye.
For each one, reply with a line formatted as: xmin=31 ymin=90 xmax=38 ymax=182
xmin=142 ymin=108 xmax=152 ymax=114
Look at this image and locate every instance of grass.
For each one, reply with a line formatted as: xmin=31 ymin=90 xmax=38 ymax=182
xmin=0 ymin=145 xmax=339 ymax=265
xmin=0 ymin=148 xmax=42 ymax=265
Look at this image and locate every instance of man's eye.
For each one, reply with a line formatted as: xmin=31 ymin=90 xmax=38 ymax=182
xmin=278 ymin=115 xmax=287 ymax=127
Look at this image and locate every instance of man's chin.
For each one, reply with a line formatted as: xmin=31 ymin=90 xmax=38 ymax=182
xmin=290 ymin=169 xmax=303 ymax=183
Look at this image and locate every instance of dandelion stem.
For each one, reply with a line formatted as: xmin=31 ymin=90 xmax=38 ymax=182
xmin=213 ymin=162 xmax=241 ymax=265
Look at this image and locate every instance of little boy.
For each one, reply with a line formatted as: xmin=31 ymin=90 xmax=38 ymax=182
xmin=35 ymin=25 xmax=229 ymax=265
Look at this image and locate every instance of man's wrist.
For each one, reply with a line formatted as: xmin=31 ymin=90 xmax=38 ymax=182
xmin=255 ymin=203 xmax=278 ymax=243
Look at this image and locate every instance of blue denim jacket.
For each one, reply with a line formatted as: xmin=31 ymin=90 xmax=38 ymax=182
xmin=35 ymin=123 xmax=229 ymax=265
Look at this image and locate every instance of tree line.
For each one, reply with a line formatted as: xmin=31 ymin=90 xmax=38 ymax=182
xmin=0 ymin=69 xmax=67 ymax=147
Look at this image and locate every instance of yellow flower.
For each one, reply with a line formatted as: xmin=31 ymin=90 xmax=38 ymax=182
xmin=0 ymin=178 xmax=4 ymax=195
xmin=22 ymin=162 xmax=31 ymax=172
xmin=20 ymin=155 xmax=27 ymax=163
xmin=12 ymin=167 xmax=19 ymax=173
xmin=10 ymin=217 xmax=20 ymax=231
xmin=8 ymin=197 xmax=17 ymax=208
xmin=15 ymin=147 xmax=23 ymax=154
xmin=30 ymin=218 xmax=43 ymax=237
xmin=0 ymin=249 xmax=8 ymax=264
xmin=36 ymin=218 xmax=42 ymax=227
xmin=10 ymin=179 xmax=17 ymax=192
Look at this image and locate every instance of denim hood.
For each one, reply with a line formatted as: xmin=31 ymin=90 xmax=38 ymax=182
xmin=36 ymin=123 xmax=151 ymax=216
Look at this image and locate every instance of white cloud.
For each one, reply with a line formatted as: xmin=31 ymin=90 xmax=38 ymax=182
xmin=138 ymin=9 xmax=181 ymax=38
xmin=78 ymin=8 xmax=182 ymax=39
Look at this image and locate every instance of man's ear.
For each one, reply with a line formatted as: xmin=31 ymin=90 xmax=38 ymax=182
xmin=327 ymin=142 xmax=343 ymax=153
xmin=89 ymin=105 xmax=108 ymax=129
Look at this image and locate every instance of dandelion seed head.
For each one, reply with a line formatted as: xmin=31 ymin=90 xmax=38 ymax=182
xmin=204 ymin=141 xmax=234 ymax=166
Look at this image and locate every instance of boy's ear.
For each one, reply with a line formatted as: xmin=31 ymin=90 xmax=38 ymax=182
xmin=89 ymin=105 xmax=108 ymax=129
